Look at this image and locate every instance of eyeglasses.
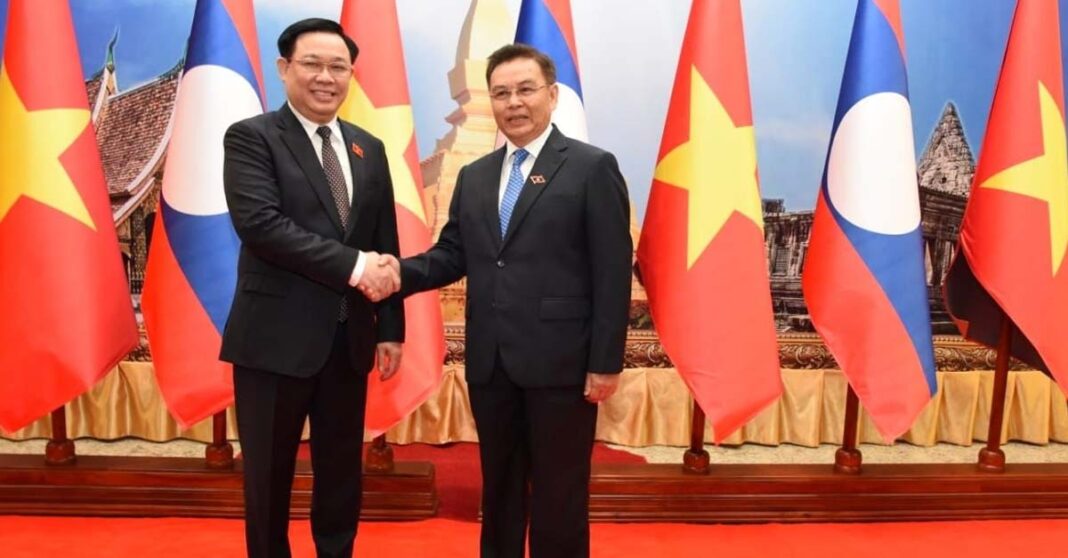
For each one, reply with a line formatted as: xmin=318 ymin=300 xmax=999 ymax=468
xmin=489 ymin=84 xmax=551 ymax=102
xmin=289 ymin=58 xmax=353 ymax=78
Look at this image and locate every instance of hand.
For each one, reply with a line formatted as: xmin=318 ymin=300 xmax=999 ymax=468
xmin=358 ymin=252 xmax=400 ymax=302
xmin=376 ymin=342 xmax=403 ymax=380
xmin=378 ymin=253 xmax=400 ymax=274
xmin=584 ymin=372 xmax=619 ymax=404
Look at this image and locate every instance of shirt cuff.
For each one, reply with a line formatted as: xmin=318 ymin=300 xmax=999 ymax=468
xmin=349 ymin=251 xmax=368 ymax=287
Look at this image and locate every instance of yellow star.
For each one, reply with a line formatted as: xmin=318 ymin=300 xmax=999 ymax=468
xmin=0 ymin=68 xmax=95 ymax=230
xmin=981 ymin=82 xmax=1068 ymax=275
xmin=654 ymin=67 xmax=763 ymax=269
xmin=339 ymin=80 xmax=427 ymax=225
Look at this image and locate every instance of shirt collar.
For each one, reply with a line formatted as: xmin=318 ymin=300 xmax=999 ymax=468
xmin=504 ymin=124 xmax=554 ymax=163
xmin=288 ymin=102 xmax=343 ymax=142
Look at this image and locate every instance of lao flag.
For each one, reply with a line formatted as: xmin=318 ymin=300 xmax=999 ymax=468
xmin=515 ymin=0 xmax=587 ymax=141
xmin=142 ymin=0 xmax=264 ymax=428
xmin=802 ymin=0 xmax=936 ymax=441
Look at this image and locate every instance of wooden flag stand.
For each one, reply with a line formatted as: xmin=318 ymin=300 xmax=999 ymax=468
xmin=682 ymin=403 xmax=710 ymax=475
xmin=0 ymin=409 xmax=435 ymax=520
xmin=977 ymin=319 xmax=1013 ymax=473
xmin=834 ymin=387 xmax=863 ymax=475
xmin=583 ymin=332 xmax=1068 ymax=523
xmin=43 ymin=408 xmax=75 ymax=467
xmin=204 ymin=412 xmax=233 ymax=470
xmin=4 ymin=331 xmax=1068 ymax=523
xmin=588 ymin=392 xmax=1068 ymax=522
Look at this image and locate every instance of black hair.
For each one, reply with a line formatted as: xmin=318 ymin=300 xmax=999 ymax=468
xmin=277 ymin=18 xmax=359 ymax=63
xmin=486 ymin=43 xmax=557 ymax=85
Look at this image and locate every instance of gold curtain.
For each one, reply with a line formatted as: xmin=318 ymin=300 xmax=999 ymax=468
xmin=5 ymin=363 xmax=1066 ymax=447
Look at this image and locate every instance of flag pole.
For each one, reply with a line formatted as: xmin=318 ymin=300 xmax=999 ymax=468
xmin=978 ymin=317 xmax=1013 ymax=473
xmin=682 ymin=400 xmax=710 ymax=474
xmin=45 ymin=407 xmax=76 ymax=466
xmin=365 ymin=434 xmax=394 ymax=473
xmin=204 ymin=410 xmax=233 ymax=469
xmin=834 ymin=386 xmax=862 ymax=474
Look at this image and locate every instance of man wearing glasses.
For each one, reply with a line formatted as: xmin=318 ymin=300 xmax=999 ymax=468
xmin=397 ymin=44 xmax=633 ymax=558
xmin=221 ymin=18 xmax=403 ymax=558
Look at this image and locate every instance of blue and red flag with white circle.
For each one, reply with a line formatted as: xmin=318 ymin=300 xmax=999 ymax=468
xmin=515 ymin=0 xmax=588 ymax=140
xmin=142 ymin=0 xmax=264 ymax=427
xmin=802 ymin=0 xmax=936 ymax=441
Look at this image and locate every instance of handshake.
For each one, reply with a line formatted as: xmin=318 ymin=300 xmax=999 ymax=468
xmin=356 ymin=251 xmax=401 ymax=302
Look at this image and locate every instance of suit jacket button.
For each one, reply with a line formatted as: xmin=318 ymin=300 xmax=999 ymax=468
xmin=496 ymin=260 xmax=505 ymax=268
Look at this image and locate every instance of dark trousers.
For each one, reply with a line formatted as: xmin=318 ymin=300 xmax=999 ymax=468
xmin=234 ymin=326 xmax=368 ymax=558
xmin=468 ymin=362 xmax=599 ymax=558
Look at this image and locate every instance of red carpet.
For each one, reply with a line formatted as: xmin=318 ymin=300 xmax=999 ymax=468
xmin=295 ymin=442 xmax=646 ymax=520
xmin=2 ymin=516 xmax=1064 ymax=557
xmin=13 ymin=445 xmax=1051 ymax=556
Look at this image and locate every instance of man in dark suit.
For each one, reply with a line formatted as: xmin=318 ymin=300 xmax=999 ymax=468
xmin=220 ymin=18 xmax=403 ymax=558
xmin=396 ymin=44 xmax=633 ymax=558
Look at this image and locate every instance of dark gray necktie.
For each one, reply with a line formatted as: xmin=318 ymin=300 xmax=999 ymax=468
xmin=316 ymin=125 xmax=350 ymax=321
xmin=316 ymin=126 xmax=350 ymax=231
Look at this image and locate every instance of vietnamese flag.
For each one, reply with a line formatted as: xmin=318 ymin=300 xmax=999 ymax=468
xmin=339 ymin=0 xmax=445 ymax=436
xmin=0 ymin=1 xmax=138 ymax=432
xmin=636 ymin=0 xmax=782 ymax=441
xmin=945 ymin=0 xmax=1068 ymax=386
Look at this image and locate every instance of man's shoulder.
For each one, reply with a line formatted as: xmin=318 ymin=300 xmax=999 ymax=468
xmin=463 ymin=146 xmax=507 ymax=175
xmin=227 ymin=110 xmax=277 ymax=135
xmin=338 ymin=118 xmax=385 ymax=149
xmin=559 ymin=133 xmax=614 ymax=164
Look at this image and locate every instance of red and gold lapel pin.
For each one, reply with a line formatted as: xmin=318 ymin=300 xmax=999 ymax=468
xmin=530 ymin=174 xmax=546 ymax=184
xmin=351 ymin=143 xmax=364 ymax=158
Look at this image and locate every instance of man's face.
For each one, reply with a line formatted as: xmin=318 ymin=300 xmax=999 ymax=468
xmin=277 ymin=31 xmax=352 ymax=124
xmin=488 ymin=57 xmax=558 ymax=147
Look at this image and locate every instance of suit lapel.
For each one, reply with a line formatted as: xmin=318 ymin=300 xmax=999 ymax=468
xmin=340 ymin=122 xmax=366 ymax=240
xmin=501 ymin=128 xmax=568 ymax=250
xmin=277 ymin=104 xmax=345 ymax=234
xmin=482 ymin=148 xmax=507 ymax=252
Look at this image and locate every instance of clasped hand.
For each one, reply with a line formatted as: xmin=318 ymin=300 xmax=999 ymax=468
xmin=357 ymin=252 xmax=401 ymax=302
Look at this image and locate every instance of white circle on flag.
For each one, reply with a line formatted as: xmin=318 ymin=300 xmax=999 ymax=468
xmin=553 ymin=84 xmax=588 ymax=142
xmin=163 ymin=65 xmax=263 ymax=215
xmin=827 ymin=92 xmax=920 ymax=234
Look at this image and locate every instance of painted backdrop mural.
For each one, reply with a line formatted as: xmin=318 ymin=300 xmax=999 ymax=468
xmin=1 ymin=0 xmax=1066 ymax=334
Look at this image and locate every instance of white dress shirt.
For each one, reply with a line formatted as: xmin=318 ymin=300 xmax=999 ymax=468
xmin=498 ymin=124 xmax=554 ymax=209
xmin=288 ymin=102 xmax=367 ymax=285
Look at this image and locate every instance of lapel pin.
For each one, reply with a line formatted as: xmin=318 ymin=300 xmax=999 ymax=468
xmin=351 ymin=143 xmax=364 ymax=158
xmin=530 ymin=174 xmax=546 ymax=184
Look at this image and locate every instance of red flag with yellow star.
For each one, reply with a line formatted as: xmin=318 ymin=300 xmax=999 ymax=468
xmin=636 ymin=0 xmax=782 ymax=441
xmin=339 ymin=0 xmax=445 ymax=436
xmin=945 ymin=0 xmax=1068 ymax=385
xmin=0 ymin=1 xmax=138 ymax=432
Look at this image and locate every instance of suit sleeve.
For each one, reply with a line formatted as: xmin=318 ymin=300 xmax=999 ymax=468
xmin=585 ymin=152 xmax=633 ymax=374
xmin=369 ymin=139 xmax=405 ymax=343
xmin=223 ymin=120 xmax=359 ymax=292
xmin=399 ymin=165 xmax=469 ymax=294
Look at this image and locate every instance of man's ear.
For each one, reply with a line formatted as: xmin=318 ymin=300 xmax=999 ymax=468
xmin=275 ymin=56 xmax=288 ymax=80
